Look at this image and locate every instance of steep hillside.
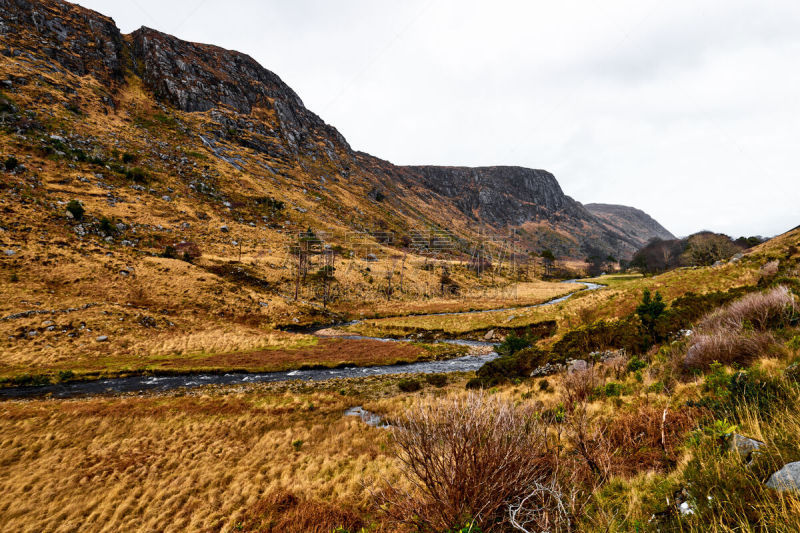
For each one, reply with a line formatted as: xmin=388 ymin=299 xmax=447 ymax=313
xmin=585 ymin=203 xmax=675 ymax=244
xmin=0 ymin=0 xmax=685 ymax=381
xmin=0 ymin=0 xmax=670 ymax=260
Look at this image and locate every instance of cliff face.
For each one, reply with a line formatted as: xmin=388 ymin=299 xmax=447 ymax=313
xmin=400 ymin=166 xmax=588 ymax=226
xmin=0 ymin=0 xmax=124 ymax=84
xmin=130 ymin=27 xmax=351 ymax=157
xmin=1 ymin=0 xmax=673 ymax=260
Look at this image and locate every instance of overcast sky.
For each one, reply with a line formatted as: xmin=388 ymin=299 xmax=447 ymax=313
xmin=79 ymin=0 xmax=799 ymax=238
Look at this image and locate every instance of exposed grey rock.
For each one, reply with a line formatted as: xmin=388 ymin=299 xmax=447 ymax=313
xmin=567 ymin=359 xmax=589 ymax=374
xmin=96 ymin=335 xmax=108 ymax=342
xmin=3 ymin=249 xmax=15 ymax=256
xmin=484 ymin=329 xmax=495 ymax=340
xmin=766 ymin=462 xmax=800 ymax=492
xmin=728 ymin=433 xmax=764 ymax=463
xmin=530 ymin=363 xmax=565 ymax=377
xmin=365 ymin=253 xmax=378 ymax=262
xmin=220 ymin=225 xmax=229 ymax=233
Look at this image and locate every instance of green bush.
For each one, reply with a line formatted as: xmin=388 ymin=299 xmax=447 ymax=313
xmin=398 ymin=378 xmax=422 ymax=392
xmin=121 ymin=152 xmax=136 ymax=164
xmin=66 ymin=200 xmax=84 ymax=220
xmin=424 ymin=373 xmax=448 ymax=387
xmin=99 ymin=216 xmax=114 ymax=235
xmin=495 ymin=331 xmax=532 ymax=357
xmin=552 ymin=317 xmax=647 ymax=360
xmin=125 ymin=166 xmax=148 ymax=184
xmin=594 ymin=382 xmax=630 ymax=398
xmin=626 ymin=356 xmax=647 ymax=373
xmin=472 ymin=346 xmax=551 ymax=388
xmin=637 ymin=289 xmax=666 ymax=340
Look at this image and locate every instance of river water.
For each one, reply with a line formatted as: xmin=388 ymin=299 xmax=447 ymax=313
xmin=0 ymin=281 xmax=602 ymax=399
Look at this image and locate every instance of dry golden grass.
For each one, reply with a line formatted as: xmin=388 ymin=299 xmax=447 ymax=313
xmin=348 ymin=261 xmax=760 ymax=339
xmin=0 ymin=374 xmax=484 ymax=532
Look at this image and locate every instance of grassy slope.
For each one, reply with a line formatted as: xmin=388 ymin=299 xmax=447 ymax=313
xmin=0 ymin=53 xmax=568 ymax=382
xmin=1 ymin=229 xmax=796 ymax=532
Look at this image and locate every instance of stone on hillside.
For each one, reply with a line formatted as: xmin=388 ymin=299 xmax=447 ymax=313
xmin=96 ymin=335 xmax=108 ymax=342
xmin=766 ymin=462 xmax=800 ymax=492
xmin=365 ymin=253 xmax=378 ymax=262
xmin=3 ymin=249 xmax=15 ymax=256
xmin=220 ymin=225 xmax=229 ymax=233
xmin=567 ymin=359 xmax=588 ymax=374
xmin=728 ymin=433 xmax=764 ymax=462
xmin=484 ymin=329 xmax=495 ymax=340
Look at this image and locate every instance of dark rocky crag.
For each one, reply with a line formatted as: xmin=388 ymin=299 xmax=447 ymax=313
xmin=1 ymin=0 xmax=674 ymax=259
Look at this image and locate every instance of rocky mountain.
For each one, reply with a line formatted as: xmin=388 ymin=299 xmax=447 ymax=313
xmin=0 ymin=0 xmax=671 ymax=260
xmin=585 ymin=203 xmax=676 ymax=246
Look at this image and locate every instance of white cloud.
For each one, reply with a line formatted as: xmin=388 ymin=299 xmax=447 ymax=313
xmin=79 ymin=0 xmax=800 ymax=237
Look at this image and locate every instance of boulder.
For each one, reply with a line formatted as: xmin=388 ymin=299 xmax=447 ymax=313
xmin=96 ymin=335 xmax=109 ymax=342
xmin=728 ymin=433 xmax=764 ymax=463
xmin=567 ymin=359 xmax=588 ymax=374
xmin=484 ymin=329 xmax=495 ymax=340
xmin=766 ymin=462 xmax=800 ymax=492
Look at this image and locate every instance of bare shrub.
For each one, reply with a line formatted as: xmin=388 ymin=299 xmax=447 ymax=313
xmin=376 ymin=392 xmax=558 ymax=531
xmin=508 ymin=477 xmax=573 ymax=533
xmin=603 ymin=355 xmax=628 ymax=379
xmin=684 ymin=286 xmax=796 ymax=370
xmin=241 ymin=489 xmax=364 ymax=532
xmin=597 ymin=403 xmax=704 ymax=476
xmin=685 ymin=330 xmax=777 ymax=370
xmin=699 ymin=285 xmax=797 ymax=332
xmin=562 ymin=366 xmax=602 ymax=405
xmin=759 ymin=259 xmax=780 ymax=279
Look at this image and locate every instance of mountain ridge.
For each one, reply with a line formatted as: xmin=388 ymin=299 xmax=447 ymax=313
xmin=1 ymin=0 xmax=671 ymax=259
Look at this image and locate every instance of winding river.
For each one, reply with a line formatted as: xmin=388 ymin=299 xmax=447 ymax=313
xmin=0 ymin=281 xmax=602 ymax=399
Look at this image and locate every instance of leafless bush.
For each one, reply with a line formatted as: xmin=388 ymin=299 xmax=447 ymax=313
xmin=376 ymin=393 xmax=558 ymax=531
xmin=603 ymin=355 xmax=628 ymax=379
xmin=759 ymin=259 xmax=780 ymax=279
xmin=699 ymin=285 xmax=797 ymax=332
xmin=508 ymin=477 xmax=572 ymax=533
xmin=684 ymin=286 xmax=796 ymax=370
xmin=684 ymin=330 xmax=777 ymax=370
xmin=562 ymin=366 xmax=602 ymax=405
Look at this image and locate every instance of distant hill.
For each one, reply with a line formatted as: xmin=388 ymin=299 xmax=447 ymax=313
xmin=585 ymin=203 xmax=676 ymax=246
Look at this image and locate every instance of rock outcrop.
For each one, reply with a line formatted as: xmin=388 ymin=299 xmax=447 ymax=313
xmin=400 ymin=166 xmax=587 ymax=226
xmin=130 ymin=27 xmax=350 ymax=155
xmin=0 ymin=0 xmax=124 ymax=84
